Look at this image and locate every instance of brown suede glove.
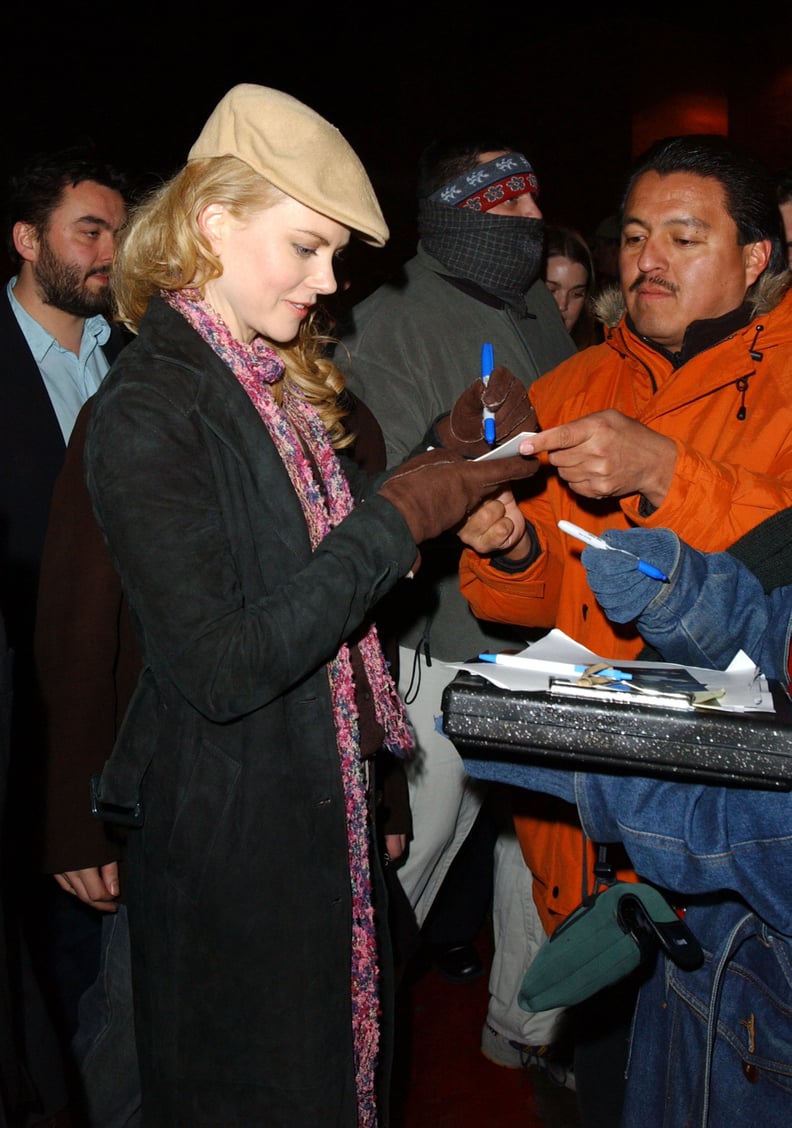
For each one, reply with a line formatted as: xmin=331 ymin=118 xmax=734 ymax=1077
xmin=433 ymin=366 xmax=538 ymax=458
xmin=378 ymin=448 xmax=540 ymax=545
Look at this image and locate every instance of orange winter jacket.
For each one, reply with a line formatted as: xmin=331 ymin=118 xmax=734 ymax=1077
xmin=461 ymin=279 xmax=792 ymax=932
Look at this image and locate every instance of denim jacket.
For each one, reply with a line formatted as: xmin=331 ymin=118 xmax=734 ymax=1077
xmin=463 ymin=754 xmax=792 ymax=1127
xmin=462 ymin=543 xmax=792 ymax=1126
xmin=579 ymin=772 xmax=792 ymax=1128
xmin=632 ymin=538 xmax=792 ymax=693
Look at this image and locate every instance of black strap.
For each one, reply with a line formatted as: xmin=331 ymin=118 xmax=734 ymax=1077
xmin=581 ymin=830 xmax=617 ymax=905
xmin=726 ymin=506 xmax=792 ymax=593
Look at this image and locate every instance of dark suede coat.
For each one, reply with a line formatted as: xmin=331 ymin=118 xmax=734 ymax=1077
xmin=85 ymin=297 xmax=417 ymax=1126
xmin=36 ymin=387 xmax=410 ymax=882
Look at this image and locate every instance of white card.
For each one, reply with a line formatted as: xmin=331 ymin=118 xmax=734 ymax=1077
xmin=474 ymin=431 xmax=537 ymax=461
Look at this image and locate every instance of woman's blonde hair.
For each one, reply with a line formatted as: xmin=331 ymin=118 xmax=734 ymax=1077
xmin=113 ymin=155 xmax=353 ymax=447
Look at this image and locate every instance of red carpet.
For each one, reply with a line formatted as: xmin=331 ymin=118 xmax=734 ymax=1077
xmin=391 ymin=927 xmax=580 ymax=1128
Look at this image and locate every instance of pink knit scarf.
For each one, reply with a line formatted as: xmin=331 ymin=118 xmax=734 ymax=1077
xmin=164 ymin=289 xmax=412 ymax=1125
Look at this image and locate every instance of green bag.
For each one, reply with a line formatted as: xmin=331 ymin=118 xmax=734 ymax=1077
xmin=519 ymin=881 xmax=703 ymax=1012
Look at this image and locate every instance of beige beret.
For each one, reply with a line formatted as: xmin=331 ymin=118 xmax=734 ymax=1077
xmin=188 ymin=84 xmax=388 ymax=247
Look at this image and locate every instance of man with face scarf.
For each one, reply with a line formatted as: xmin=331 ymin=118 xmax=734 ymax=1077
xmin=335 ymin=133 xmax=576 ymax=1079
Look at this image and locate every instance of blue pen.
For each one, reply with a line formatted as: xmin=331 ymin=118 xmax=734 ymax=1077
xmin=477 ymin=653 xmax=633 ymax=680
xmin=558 ymin=520 xmax=669 ymax=582
xmin=481 ymin=342 xmax=496 ymax=445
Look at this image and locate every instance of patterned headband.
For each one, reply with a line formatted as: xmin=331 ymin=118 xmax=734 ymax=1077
xmin=429 ymin=152 xmax=539 ymax=212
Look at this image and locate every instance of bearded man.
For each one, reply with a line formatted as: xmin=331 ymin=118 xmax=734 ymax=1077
xmin=0 ymin=144 xmax=127 ymax=1125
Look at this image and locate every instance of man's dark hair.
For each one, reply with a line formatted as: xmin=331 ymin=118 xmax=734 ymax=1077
xmin=4 ymin=143 xmax=128 ymax=269
xmin=417 ymin=133 xmax=524 ymax=199
xmin=621 ymin=134 xmax=787 ymax=276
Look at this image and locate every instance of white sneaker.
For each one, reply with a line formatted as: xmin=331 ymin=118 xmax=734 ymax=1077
xmin=480 ymin=1022 xmax=576 ymax=1091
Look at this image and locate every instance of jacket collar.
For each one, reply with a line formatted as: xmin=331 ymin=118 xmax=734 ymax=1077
xmin=135 ymin=295 xmax=312 ymax=561
xmin=627 ymin=303 xmax=754 ymax=369
xmin=138 ymin=295 xmax=280 ymax=464
xmin=594 ymin=269 xmax=791 ymax=333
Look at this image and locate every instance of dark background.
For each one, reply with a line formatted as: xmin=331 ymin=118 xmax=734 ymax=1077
xmin=3 ymin=6 xmax=792 ymax=301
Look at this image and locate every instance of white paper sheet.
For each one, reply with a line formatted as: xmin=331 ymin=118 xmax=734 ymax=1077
xmin=448 ymin=628 xmax=772 ymax=713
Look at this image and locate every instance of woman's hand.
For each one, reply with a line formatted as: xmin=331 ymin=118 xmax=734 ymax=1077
xmin=434 ymin=367 xmax=538 ymax=458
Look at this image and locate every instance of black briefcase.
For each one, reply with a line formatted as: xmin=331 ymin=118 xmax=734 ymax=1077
xmin=441 ymin=669 xmax=792 ymax=790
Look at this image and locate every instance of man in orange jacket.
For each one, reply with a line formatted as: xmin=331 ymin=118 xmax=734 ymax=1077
xmin=455 ymin=132 xmax=792 ymax=1122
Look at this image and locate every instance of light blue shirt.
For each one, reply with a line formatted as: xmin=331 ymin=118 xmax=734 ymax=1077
xmin=8 ymin=276 xmax=113 ymax=442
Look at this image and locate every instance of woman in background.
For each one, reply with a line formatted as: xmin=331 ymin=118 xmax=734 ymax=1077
xmin=543 ymin=223 xmax=601 ymax=348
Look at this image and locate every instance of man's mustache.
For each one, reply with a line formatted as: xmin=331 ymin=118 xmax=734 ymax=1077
xmin=629 ymin=273 xmax=678 ymax=295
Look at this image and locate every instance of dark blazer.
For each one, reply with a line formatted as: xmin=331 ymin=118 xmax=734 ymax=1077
xmin=86 ymin=296 xmax=416 ymax=1124
xmin=0 ymin=288 xmax=125 ymax=654
xmin=0 ymin=285 xmax=124 ymax=862
xmin=0 ymin=609 xmax=24 ymax=1125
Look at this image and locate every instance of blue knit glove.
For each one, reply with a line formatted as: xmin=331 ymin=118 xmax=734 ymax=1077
xmin=581 ymin=528 xmax=681 ymax=623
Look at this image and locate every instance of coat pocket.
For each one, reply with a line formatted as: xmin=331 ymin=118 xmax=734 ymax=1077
xmin=166 ymin=738 xmax=241 ymax=905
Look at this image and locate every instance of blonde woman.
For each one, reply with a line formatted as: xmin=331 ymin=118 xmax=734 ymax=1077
xmin=84 ymin=84 xmax=534 ymax=1125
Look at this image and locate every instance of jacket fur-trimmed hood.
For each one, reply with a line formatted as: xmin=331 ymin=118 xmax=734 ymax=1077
xmin=593 ymin=268 xmax=792 ymax=331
